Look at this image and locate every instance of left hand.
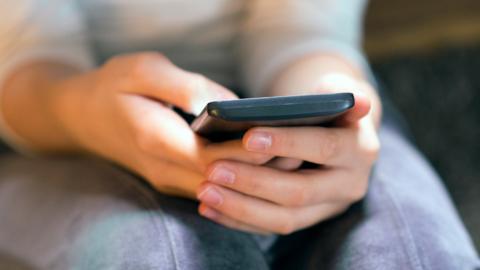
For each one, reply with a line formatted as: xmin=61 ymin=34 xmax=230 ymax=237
xmin=195 ymin=82 xmax=380 ymax=234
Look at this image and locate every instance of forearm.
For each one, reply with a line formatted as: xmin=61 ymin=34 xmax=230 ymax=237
xmin=267 ymin=53 xmax=382 ymax=127
xmin=0 ymin=61 xmax=82 ymax=153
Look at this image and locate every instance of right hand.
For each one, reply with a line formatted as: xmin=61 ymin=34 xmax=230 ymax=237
xmin=51 ymin=52 xmax=273 ymax=198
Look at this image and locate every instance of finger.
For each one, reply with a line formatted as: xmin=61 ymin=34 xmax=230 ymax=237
xmin=197 ymin=183 xmax=350 ymax=234
xmin=265 ymin=157 xmax=303 ymax=171
xmin=205 ymin=161 xmax=368 ymax=207
xmin=122 ymin=95 xmax=203 ymax=168
xmin=122 ymin=95 xmax=272 ymax=171
xmin=197 ymin=183 xmax=293 ymax=234
xmin=243 ymin=126 xmax=354 ymax=165
xmin=200 ymin=139 xmax=274 ymax=170
xmin=338 ymin=90 xmax=371 ymax=125
xmin=140 ymin=158 xmax=204 ymax=199
xmin=108 ymin=52 xmax=237 ymax=115
xmin=313 ymin=74 xmax=371 ymax=125
xmin=198 ymin=204 xmax=271 ymax=234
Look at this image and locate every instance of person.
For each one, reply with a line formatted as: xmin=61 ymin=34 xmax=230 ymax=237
xmin=0 ymin=0 xmax=478 ymax=269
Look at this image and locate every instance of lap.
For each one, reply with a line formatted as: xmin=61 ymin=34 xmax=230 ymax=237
xmin=270 ymin=124 xmax=479 ymax=270
xmin=0 ymin=157 xmax=268 ymax=270
xmin=0 ymin=123 xmax=478 ymax=270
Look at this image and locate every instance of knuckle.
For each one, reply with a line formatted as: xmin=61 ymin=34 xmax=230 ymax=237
xmin=99 ymin=56 xmax=124 ymax=78
xmin=234 ymin=204 xmax=251 ymax=221
xmin=130 ymin=52 xmax=168 ymax=85
xmin=289 ymin=184 xmax=310 ymax=207
xmin=244 ymin=170 xmax=263 ymax=193
xmin=130 ymin=56 xmax=153 ymax=84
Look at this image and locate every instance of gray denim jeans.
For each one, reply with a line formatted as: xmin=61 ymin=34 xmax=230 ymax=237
xmin=0 ymin=121 xmax=479 ymax=269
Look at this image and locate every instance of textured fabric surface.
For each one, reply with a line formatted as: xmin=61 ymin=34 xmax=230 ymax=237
xmin=0 ymin=122 xmax=478 ymax=269
xmin=0 ymin=157 xmax=269 ymax=270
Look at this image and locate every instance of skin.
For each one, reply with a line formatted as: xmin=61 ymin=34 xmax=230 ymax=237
xmin=1 ymin=51 xmax=381 ymax=234
xmin=196 ymin=53 xmax=381 ymax=234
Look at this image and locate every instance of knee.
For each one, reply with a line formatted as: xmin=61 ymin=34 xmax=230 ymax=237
xmin=347 ymin=127 xmax=480 ymax=269
xmin=70 ymin=209 xmax=268 ymax=270
xmin=71 ymin=211 xmax=177 ymax=269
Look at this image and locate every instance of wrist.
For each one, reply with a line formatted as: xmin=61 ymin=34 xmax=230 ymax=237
xmin=49 ymin=71 xmax=95 ymax=154
xmin=1 ymin=61 xmax=86 ymax=153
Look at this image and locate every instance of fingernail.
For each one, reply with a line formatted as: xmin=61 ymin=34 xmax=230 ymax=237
xmin=200 ymin=206 xmax=218 ymax=219
xmin=198 ymin=186 xmax=223 ymax=206
xmin=246 ymin=132 xmax=272 ymax=151
xmin=208 ymin=166 xmax=235 ymax=184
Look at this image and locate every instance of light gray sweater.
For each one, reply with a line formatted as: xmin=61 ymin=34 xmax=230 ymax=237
xmin=0 ymin=0 xmax=368 ymax=150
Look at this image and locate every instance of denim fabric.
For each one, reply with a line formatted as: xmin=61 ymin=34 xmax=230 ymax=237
xmin=269 ymin=124 xmax=480 ymax=270
xmin=0 ymin=124 xmax=479 ymax=269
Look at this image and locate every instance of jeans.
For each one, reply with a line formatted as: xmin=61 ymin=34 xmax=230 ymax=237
xmin=0 ymin=122 xmax=479 ymax=269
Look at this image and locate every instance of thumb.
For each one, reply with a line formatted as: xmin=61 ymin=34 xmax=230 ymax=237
xmin=340 ymin=91 xmax=371 ymax=124
xmin=311 ymin=72 xmax=370 ymax=125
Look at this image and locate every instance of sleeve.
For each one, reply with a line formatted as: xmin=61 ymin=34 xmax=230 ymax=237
xmin=0 ymin=0 xmax=94 ymax=153
xmin=238 ymin=0 xmax=371 ymax=96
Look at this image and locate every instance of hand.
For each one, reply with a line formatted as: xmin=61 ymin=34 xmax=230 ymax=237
xmin=196 ymin=84 xmax=380 ymax=234
xmin=51 ymin=52 xmax=274 ymax=198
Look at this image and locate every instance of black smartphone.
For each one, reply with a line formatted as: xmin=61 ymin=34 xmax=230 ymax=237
xmin=191 ymin=93 xmax=354 ymax=141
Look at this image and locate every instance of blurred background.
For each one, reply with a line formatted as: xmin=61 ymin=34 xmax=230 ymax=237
xmin=365 ymin=0 xmax=480 ymax=249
